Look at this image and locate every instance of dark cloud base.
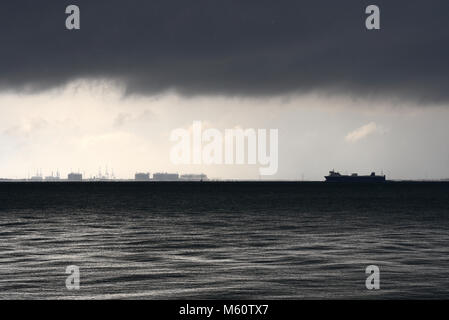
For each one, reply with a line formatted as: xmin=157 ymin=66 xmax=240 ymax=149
xmin=0 ymin=0 xmax=448 ymax=103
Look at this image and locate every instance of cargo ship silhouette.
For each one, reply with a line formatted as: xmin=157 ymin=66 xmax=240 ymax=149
xmin=325 ymin=170 xmax=386 ymax=182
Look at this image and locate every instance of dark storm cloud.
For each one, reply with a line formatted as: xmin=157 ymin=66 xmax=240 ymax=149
xmin=0 ymin=0 xmax=448 ymax=102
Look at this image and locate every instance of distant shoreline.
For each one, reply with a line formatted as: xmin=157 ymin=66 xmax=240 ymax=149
xmin=1 ymin=179 xmax=449 ymax=183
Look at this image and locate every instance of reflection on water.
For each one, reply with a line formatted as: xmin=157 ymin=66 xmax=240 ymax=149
xmin=0 ymin=182 xmax=449 ymax=299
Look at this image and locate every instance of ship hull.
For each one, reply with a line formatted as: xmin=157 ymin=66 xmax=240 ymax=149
xmin=325 ymin=176 xmax=386 ymax=182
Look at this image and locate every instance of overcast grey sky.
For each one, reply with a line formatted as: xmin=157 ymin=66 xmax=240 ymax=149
xmin=0 ymin=1 xmax=448 ymax=180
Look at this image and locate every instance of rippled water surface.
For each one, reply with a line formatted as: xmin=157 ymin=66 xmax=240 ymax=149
xmin=1 ymin=182 xmax=449 ymax=299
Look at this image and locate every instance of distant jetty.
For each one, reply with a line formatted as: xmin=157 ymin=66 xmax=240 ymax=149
xmin=0 ymin=172 xmax=208 ymax=182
